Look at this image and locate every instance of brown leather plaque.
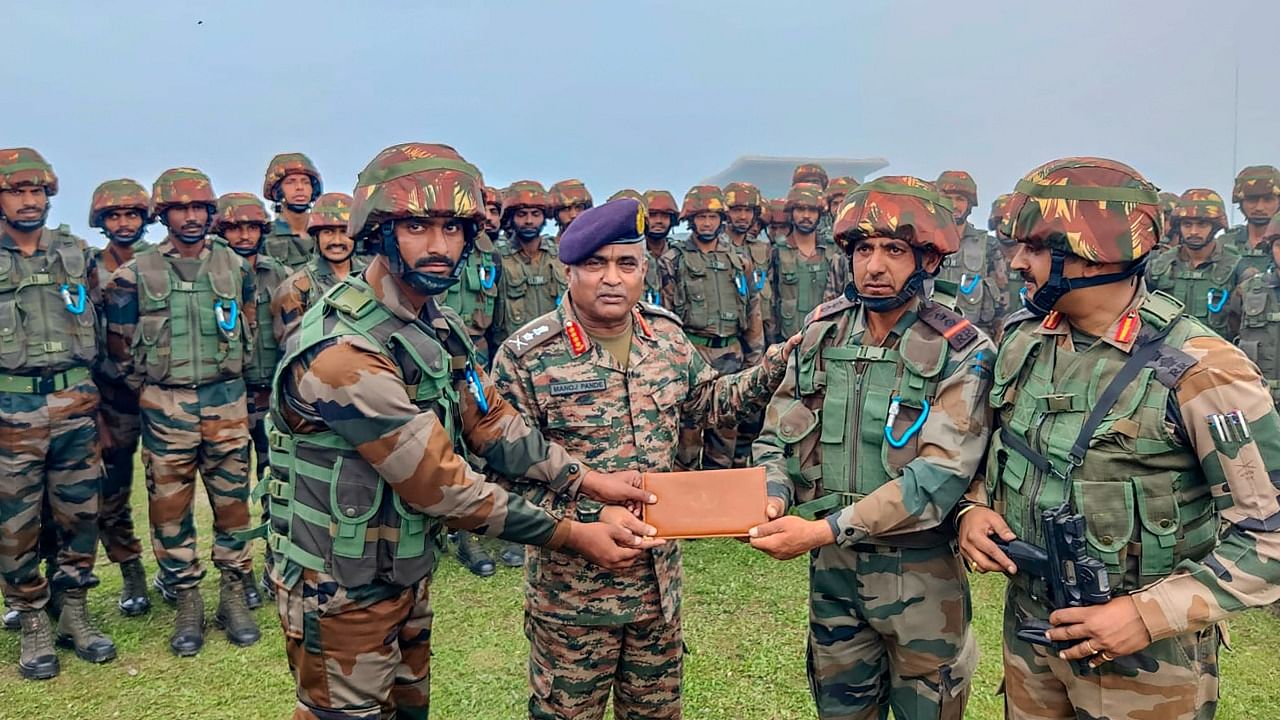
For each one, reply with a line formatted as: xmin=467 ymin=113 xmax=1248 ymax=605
xmin=641 ymin=468 xmax=768 ymax=539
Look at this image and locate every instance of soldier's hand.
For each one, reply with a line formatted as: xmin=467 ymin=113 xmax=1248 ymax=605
xmin=564 ymin=521 xmax=663 ymax=571
xmin=957 ymin=507 xmax=1018 ymax=574
xmin=1045 ymin=596 xmax=1154 ymax=666
xmin=779 ymin=333 xmax=803 ymax=362
xmin=580 ymin=470 xmax=656 ymax=506
xmin=747 ymin=516 xmax=835 ymax=560
xmin=766 ymin=496 xmax=785 ymax=519
xmin=600 ymin=505 xmax=663 ymax=545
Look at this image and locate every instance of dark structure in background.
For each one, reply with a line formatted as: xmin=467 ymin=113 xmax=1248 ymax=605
xmin=703 ymin=155 xmax=890 ymax=197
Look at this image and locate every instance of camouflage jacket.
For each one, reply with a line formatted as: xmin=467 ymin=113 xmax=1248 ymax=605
xmin=491 ymin=295 xmax=790 ymax=624
xmin=91 ymin=240 xmax=148 ymax=383
xmin=263 ymin=216 xmax=315 ymax=273
xmin=657 ymin=236 xmax=765 ymax=364
xmin=1145 ymin=241 xmax=1247 ymax=340
xmin=1230 ymin=266 xmax=1280 ymax=404
xmin=730 ymin=233 xmax=777 ymax=341
xmin=270 ymin=254 xmax=366 ymax=347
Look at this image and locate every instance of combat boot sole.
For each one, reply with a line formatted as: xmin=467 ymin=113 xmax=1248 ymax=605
xmin=213 ymin=612 xmax=261 ymax=648
xmin=55 ymin=633 xmax=118 ymax=664
xmin=18 ymin=655 xmax=59 ymax=681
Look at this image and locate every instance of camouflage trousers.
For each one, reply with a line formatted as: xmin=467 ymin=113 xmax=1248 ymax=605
xmin=526 ymin=613 xmax=682 ymax=720
xmin=0 ymin=378 xmax=103 ymax=611
xmin=1001 ymin=584 xmax=1220 ymax=719
xmin=96 ymin=375 xmax=143 ymax=564
xmin=247 ymin=384 xmax=271 ymax=483
xmin=808 ymin=542 xmax=976 ymax=720
xmin=277 ymin=569 xmax=432 ymax=720
xmin=140 ymin=379 xmax=252 ymax=592
xmin=678 ymin=342 xmax=742 ymax=470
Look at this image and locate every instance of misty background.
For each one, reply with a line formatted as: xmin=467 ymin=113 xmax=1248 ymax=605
xmin=2 ymin=0 xmax=1276 ymax=245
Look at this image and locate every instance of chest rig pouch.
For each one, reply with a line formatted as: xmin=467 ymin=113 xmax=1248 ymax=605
xmin=775 ymin=247 xmax=832 ymax=338
xmin=1147 ymin=249 xmax=1238 ymax=328
xmin=502 ymin=242 xmax=565 ymax=327
xmin=0 ymin=227 xmax=97 ymax=372
xmin=246 ymin=259 xmax=288 ymax=387
xmin=679 ymin=246 xmax=748 ymax=338
xmin=1236 ymin=275 xmax=1280 ymax=401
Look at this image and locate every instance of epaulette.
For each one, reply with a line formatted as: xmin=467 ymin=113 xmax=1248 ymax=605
xmin=804 ymin=291 xmax=857 ymax=325
xmin=504 ymin=315 xmax=563 ymax=358
xmin=638 ymin=301 xmax=682 ymax=326
xmin=1148 ymin=342 xmax=1198 ymax=390
xmin=1002 ymin=307 xmax=1036 ymax=332
xmin=917 ymin=301 xmax=979 ymax=350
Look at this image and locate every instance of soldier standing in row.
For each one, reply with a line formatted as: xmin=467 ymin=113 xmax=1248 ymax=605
xmin=1223 ymin=165 xmax=1280 ymax=275
xmin=1146 ymin=188 xmax=1245 ymax=340
xmin=989 ymin=192 xmax=1022 ymax=319
xmin=482 ymin=185 xmax=503 ymax=248
xmin=549 ymin=178 xmax=593 ymax=242
xmin=271 ymin=192 xmax=363 ymax=346
xmin=750 ymin=177 xmax=991 ymax=720
xmin=262 ymin=153 xmax=324 ymax=272
xmin=769 ymin=182 xmax=849 ymax=343
xmin=791 ymin=162 xmax=833 ymax=247
xmin=724 ymin=182 xmax=774 ymax=340
xmin=1234 ymin=212 xmax=1280 ymax=407
xmin=494 ymin=180 xmax=565 ymax=345
xmin=764 ymin=196 xmax=790 ymax=245
xmin=641 ymin=189 xmax=678 ymax=307
xmin=935 ymin=170 xmax=1006 ymax=338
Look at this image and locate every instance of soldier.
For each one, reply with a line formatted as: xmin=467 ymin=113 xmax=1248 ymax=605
xmin=641 ymin=189 xmax=678 ymax=307
xmin=1146 ymin=188 xmax=1245 ymax=340
xmin=989 ymin=192 xmax=1023 ymax=318
xmin=764 ymin=196 xmax=791 ymax=245
xmin=1157 ymin=191 xmax=1180 ymax=250
xmin=823 ymin=176 xmax=859 ymax=223
xmin=262 ymin=152 xmax=324 ymax=272
xmin=272 ymin=192 xmax=364 ymax=346
xmin=493 ymin=180 xmax=565 ymax=345
xmin=659 ymin=185 xmax=765 ymax=470
xmin=492 ymin=197 xmax=798 ymax=719
xmin=793 ymin=162 xmax=833 ymax=245
xmin=1221 ymin=165 xmax=1280 ymax=274
xmin=264 ymin=142 xmax=660 ymax=719
xmin=482 ymin=185 xmax=503 ymax=247
xmin=724 ymin=182 xmax=775 ymax=341
xmin=104 ymin=168 xmax=260 ymax=656
xmin=958 ymin=157 xmax=1280 ymax=720
xmin=87 ymin=179 xmax=154 ymax=618
xmin=749 ymin=176 xmax=991 ymax=720
xmin=609 ymin=188 xmax=644 ymax=203
xmin=935 ymin=170 xmax=1006 ymax=338
xmin=769 ymin=182 xmax=849 ymax=343
xmin=0 ymin=148 xmax=117 ymax=679
xmin=1235 ymin=212 xmax=1280 ymax=406
xmin=549 ymin=178 xmax=593 ymax=241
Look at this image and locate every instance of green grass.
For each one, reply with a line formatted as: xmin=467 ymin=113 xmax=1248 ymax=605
xmin=2 ymin=472 xmax=1279 ymax=719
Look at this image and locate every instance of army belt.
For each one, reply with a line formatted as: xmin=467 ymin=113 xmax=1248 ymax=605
xmin=687 ymin=334 xmax=735 ymax=348
xmin=0 ymin=366 xmax=91 ymax=395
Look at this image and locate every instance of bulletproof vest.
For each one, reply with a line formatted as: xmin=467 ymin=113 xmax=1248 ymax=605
xmin=1236 ymin=270 xmax=1280 ymax=404
xmin=673 ymin=238 xmax=750 ymax=338
xmin=1225 ymin=226 xmax=1271 ymax=276
xmin=1145 ymin=245 xmax=1239 ymax=337
xmin=266 ymin=277 xmax=476 ymax=589
xmin=735 ymin=237 xmax=773 ymax=307
xmin=92 ymin=241 xmax=151 ymax=384
xmin=294 ymin=254 xmax=366 ymax=316
xmin=441 ymin=247 xmax=498 ymax=339
xmin=245 ymin=256 xmax=289 ymax=387
xmin=264 ymin=221 xmax=315 ymax=273
xmin=500 ymin=238 xmax=565 ymax=330
xmin=0 ymin=226 xmax=97 ymax=373
xmin=134 ymin=242 xmax=247 ymax=386
xmin=987 ymin=292 xmax=1217 ymax=593
xmin=936 ymin=226 xmax=997 ymax=324
xmin=774 ymin=244 xmax=833 ymax=339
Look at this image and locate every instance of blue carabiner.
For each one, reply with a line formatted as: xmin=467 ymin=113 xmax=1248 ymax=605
xmin=465 ymin=364 xmax=490 ymax=414
xmin=214 ymin=300 xmax=239 ymax=333
xmin=645 ymin=289 xmax=661 ymax=307
xmin=1018 ymin=286 xmax=1029 ymax=308
xmin=555 ymin=293 xmax=563 ymax=307
xmin=884 ymin=396 xmax=930 ymax=449
xmin=1206 ymin=288 xmax=1228 ymax=313
xmin=734 ymin=272 xmax=748 ymax=297
xmin=958 ymin=273 xmax=981 ymax=295
xmin=479 ymin=264 xmax=496 ymax=290
xmin=60 ymin=283 xmax=87 ymax=315
xmin=752 ymin=268 xmax=767 ymax=292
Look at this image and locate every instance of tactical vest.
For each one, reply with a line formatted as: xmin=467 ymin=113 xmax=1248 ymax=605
xmin=500 ymin=239 xmax=565 ymax=331
xmin=0 ymin=226 xmax=97 ymax=373
xmin=92 ymin=241 xmax=151 ymax=384
xmin=937 ymin=229 xmax=997 ymax=324
xmin=264 ymin=223 xmax=314 ymax=272
xmin=774 ymin=245 xmax=832 ymax=339
xmin=1225 ymin=226 xmax=1271 ymax=276
xmin=1236 ymin=271 xmax=1280 ymax=404
xmin=1146 ymin=245 xmax=1239 ymax=337
xmin=442 ymin=248 xmax=498 ymax=338
xmin=245 ymin=257 xmax=289 ymax=387
xmin=644 ymin=250 xmax=663 ymax=306
xmin=266 ymin=277 xmax=476 ymax=589
xmin=987 ymin=292 xmax=1218 ymax=593
xmin=134 ymin=242 xmax=247 ymax=386
xmin=735 ymin=238 xmax=773 ymax=306
xmin=673 ymin=240 xmax=750 ymax=339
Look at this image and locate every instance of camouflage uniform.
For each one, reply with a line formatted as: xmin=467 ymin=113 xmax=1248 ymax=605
xmin=935 ymin=171 xmax=1006 ymax=337
xmin=724 ymin=183 xmax=776 ymax=341
xmin=440 ymin=243 xmax=499 ymax=369
xmin=659 ymin=185 xmax=766 ymax=470
xmin=1233 ymin=213 xmax=1280 ymax=406
xmin=792 ymin=163 xmax=834 ymax=247
xmin=988 ymin=193 xmax=1022 ymax=320
xmin=969 ymin=157 xmax=1280 ymax=719
xmin=494 ymin=181 xmax=565 ymax=345
xmin=262 ymin=153 xmax=323 ymax=272
xmin=771 ymin=183 xmax=849 ymax=341
xmin=549 ymin=178 xmax=593 ymax=242
xmin=1222 ymin=165 xmax=1280 ymax=275
xmin=641 ymin=190 xmax=679 ymax=308
xmin=267 ymin=144 xmax=595 ymax=719
xmin=755 ymin=177 xmax=991 ymax=720
xmin=1146 ymin=189 xmax=1246 ymax=340
xmin=271 ymin=193 xmax=367 ymax=348
xmin=493 ymin=293 xmax=790 ymax=720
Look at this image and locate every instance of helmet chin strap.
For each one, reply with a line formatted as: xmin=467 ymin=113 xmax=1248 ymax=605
xmin=105 ymin=227 xmax=146 ymax=246
xmin=381 ymin=222 xmax=472 ymax=296
xmin=285 ymin=203 xmax=311 ymax=214
xmin=1022 ymin=248 xmax=1148 ymax=318
xmin=5 ymin=203 xmax=50 ymax=231
xmin=852 ymin=248 xmax=931 ymax=313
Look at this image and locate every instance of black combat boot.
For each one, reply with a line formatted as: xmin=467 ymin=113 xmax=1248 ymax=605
xmin=55 ymin=590 xmax=117 ymax=664
xmin=17 ymin=610 xmax=59 ymax=680
xmin=498 ymin=542 xmax=526 ymax=568
xmin=242 ymin=568 xmax=262 ymax=610
xmin=169 ymin=588 xmax=205 ymax=657
xmin=454 ymin=531 xmax=496 ymax=577
xmin=153 ymin=576 xmax=178 ymax=604
xmin=214 ymin=571 xmax=260 ymax=647
xmin=118 ymin=558 xmax=151 ymax=616
xmin=2 ymin=604 xmax=17 ymax=631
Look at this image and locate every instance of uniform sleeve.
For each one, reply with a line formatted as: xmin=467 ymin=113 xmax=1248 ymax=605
xmin=682 ymin=337 xmax=789 ymax=430
xmin=658 ymin=251 xmax=685 ymax=320
xmin=752 ymin=348 xmax=808 ymax=508
xmin=292 ymin=339 xmax=570 ymax=548
xmin=271 ymin=276 xmax=305 ymax=346
xmin=828 ymin=336 xmax=996 ymax=546
xmin=1131 ymin=336 xmax=1280 ymax=642
xmin=103 ymin=264 xmax=140 ymax=390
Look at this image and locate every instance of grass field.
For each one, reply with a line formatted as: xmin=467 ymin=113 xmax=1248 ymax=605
xmin=2 ymin=476 xmax=1279 ymax=720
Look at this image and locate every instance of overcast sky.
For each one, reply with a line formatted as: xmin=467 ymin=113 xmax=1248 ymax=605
xmin=3 ymin=1 xmax=1277 ymax=243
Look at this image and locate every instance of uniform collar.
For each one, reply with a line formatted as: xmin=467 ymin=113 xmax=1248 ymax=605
xmin=0 ymin=225 xmax=50 ymax=254
xmin=157 ymin=236 xmax=212 ymax=259
xmin=1034 ymin=282 xmax=1147 ymax=353
xmin=849 ymin=297 xmax=920 ymax=346
xmin=556 ymin=292 xmax=653 ymax=369
xmin=1176 ymin=240 xmax=1224 ymax=268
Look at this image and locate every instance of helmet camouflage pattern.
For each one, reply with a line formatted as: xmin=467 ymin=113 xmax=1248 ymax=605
xmin=680 ymin=185 xmax=727 ymax=220
xmin=834 ymin=176 xmax=959 ymax=256
xmin=642 ymin=189 xmax=678 ymax=218
xmin=766 ymin=197 xmax=789 ymax=225
xmin=825 ymin=177 xmax=860 ymax=208
xmin=935 ymin=170 xmax=978 ymax=206
xmin=348 ymin=143 xmax=486 ymax=241
xmin=1157 ymin=191 xmax=1179 ymax=215
xmin=1171 ymin=188 xmax=1229 ymax=233
xmin=988 ymin=193 xmax=1014 ymax=233
xmin=89 ymin=178 xmax=151 ymax=229
xmin=482 ymin=185 xmax=502 ymax=210
xmin=307 ymin=192 xmax=353 ymax=235
xmin=791 ymin=163 xmax=829 ymax=190
xmin=0 ymin=147 xmax=58 ymax=196
xmin=501 ymin=180 xmax=552 ymax=218
xmin=785 ymin=182 xmax=825 ymax=211
xmin=1231 ymin=165 xmax=1280 ymax=202
xmin=150 ymin=168 xmax=217 ymax=218
xmin=214 ymin=192 xmax=270 ymax=232
xmin=549 ymin=179 xmax=593 ymax=210
xmin=723 ymin=181 xmax=764 ymax=209
xmin=1003 ymin=156 xmax=1161 ymax=263
xmin=608 ymin=188 xmax=644 ymax=203
xmin=262 ymin=152 xmax=323 ymax=204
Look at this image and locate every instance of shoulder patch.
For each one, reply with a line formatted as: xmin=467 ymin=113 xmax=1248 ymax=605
xmin=804 ymin=291 xmax=857 ymax=325
xmin=1147 ymin=343 xmax=1198 ymax=390
xmin=505 ymin=313 xmax=564 ymax=357
xmin=917 ymin=301 xmax=979 ymax=350
xmin=639 ymin=301 xmax=682 ymax=326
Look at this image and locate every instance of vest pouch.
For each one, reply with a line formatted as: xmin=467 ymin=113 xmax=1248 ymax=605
xmin=0 ymin=298 xmax=26 ymax=368
xmin=989 ymin=433 xmax=1031 ymax=537
xmin=389 ymin=494 xmax=438 ymax=587
xmin=328 ymin=455 xmax=383 ymax=588
xmin=137 ymin=315 xmax=172 ymax=382
xmin=1241 ymin=286 xmax=1270 ymax=329
xmin=772 ymin=399 xmax=821 ymax=490
xmin=0 ymin=253 xmax=13 ymax=292
xmin=681 ymin=253 xmax=711 ymax=327
xmin=1071 ymin=479 xmax=1135 ymax=582
xmin=1131 ymin=473 xmax=1183 ymax=578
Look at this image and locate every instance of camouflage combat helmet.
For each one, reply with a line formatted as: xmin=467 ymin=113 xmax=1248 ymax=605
xmin=150 ymin=168 xmax=217 ymax=219
xmin=723 ymin=181 xmax=764 ymax=209
xmin=765 ymin=197 xmax=789 ymax=225
xmin=642 ymin=190 xmax=678 ymax=218
xmin=348 ymin=143 xmax=486 ymax=241
xmin=262 ymin=152 xmax=323 ymax=205
xmin=214 ymin=192 xmax=271 ymax=232
xmin=988 ymin=193 xmax=1014 ymax=234
xmin=500 ymin=180 xmax=551 ymax=223
xmin=608 ymin=188 xmax=644 ymax=203
xmin=680 ymin=185 xmax=728 ymax=220
xmin=1157 ymin=191 xmax=1179 ymax=220
xmin=1232 ymin=165 xmax=1280 ymax=202
xmin=825 ymin=177 xmax=860 ymax=210
xmin=791 ymin=163 xmax=829 ymax=190
xmin=935 ymin=170 xmax=978 ymax=207
xmin=306 ymin=192 xmax=353 ymax=236
xmin=549 ymin=179 xmax=593 ymax=211
xmin=89 ymin=179 xmax=151 ymax=229
xmin=482 ymin=185 xmax=502 ymax=210
xmin=1265 ymin=212 xmax=1280 ymax=244
xmin=834 ymin=176 xmax=960 ymax=256
xmin=0 ymin=147 xmax=58 ymax=196
xmin=1171 ymin=188 xmax=1229 ymax=234
xmin=785 ymin=182 xmax=825 ymax=211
